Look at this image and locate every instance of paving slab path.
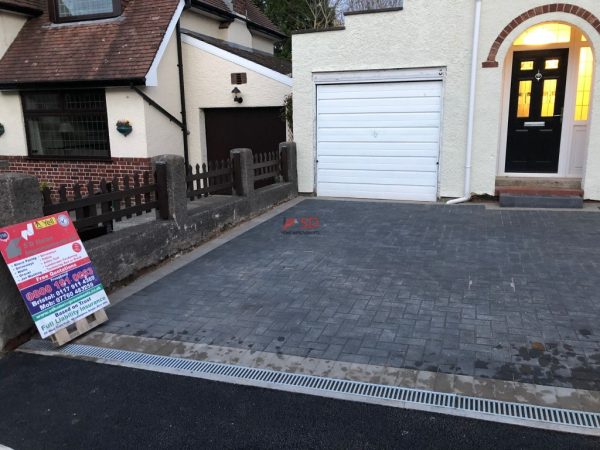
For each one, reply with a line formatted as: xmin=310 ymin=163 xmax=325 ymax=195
xmin=101 ymin=199 xmax=600 ymax=390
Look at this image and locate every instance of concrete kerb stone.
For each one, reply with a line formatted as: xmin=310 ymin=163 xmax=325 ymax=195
xmin=0 ymin=173 xmax=43 ymax=350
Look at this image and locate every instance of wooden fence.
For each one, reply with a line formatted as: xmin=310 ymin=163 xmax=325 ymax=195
xmin=186 ymin=160 xmax=234 ymax=200
xmin=42 ymin=165 xmax=168 ymax=239
xmin=253 ymin=151 xmax=281 ymax=188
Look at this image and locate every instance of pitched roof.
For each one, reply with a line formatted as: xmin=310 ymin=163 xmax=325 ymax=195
xmin=0 ymin=0 xmax=181 ymax=89
xmin=232 ymin=0 xmax=281 ymax=36
xmin=0 ymin=0 xmax=44 ymax=15
xmin=182 ymin=30 xmax=291 ymax=75
xmin=193 ymin=0 xmax=284 ymax=38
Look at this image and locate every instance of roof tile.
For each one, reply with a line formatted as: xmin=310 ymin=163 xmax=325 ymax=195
xmin=0 ymin=0 xmax=180 ymax=87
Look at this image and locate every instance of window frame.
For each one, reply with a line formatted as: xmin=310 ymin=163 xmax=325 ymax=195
xmin=21 ymin=89 xmax=112 ymax=162
xmin=48 ymin=0 xmax=122 ymax=24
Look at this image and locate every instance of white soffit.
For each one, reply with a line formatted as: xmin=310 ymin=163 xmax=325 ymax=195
xmin=145 ymin=0 xmax=186 ymax=87
xmin=181 ymin=34 xmax=293 ymax=87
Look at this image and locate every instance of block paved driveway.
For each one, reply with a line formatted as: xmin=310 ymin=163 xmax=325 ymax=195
xmin=103 ymin=199 xmax=600 ymax=390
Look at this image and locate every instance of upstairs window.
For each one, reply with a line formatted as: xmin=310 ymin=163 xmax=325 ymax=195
xmin=49 ymin=0 xmax=122 ymax=23
xmin=22 ymin=90 xmax=111 ymax=160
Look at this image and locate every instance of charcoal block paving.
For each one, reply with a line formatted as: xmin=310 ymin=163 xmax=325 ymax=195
xmin=105 ymin=200 xmax=600 ymax=390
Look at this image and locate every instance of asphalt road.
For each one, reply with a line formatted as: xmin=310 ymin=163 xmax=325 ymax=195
xmin=0 ymin=353 xmax=597 ymax=449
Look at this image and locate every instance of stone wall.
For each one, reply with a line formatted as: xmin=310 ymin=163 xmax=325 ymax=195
xmin=0 ymin=143 xmax=298 ymax=350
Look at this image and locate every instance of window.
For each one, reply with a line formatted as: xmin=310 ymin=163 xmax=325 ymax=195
xmin=49 ymin=0 xmax=121 ymax=23
xmin=22 ymin=90 xmax=111 ymax=160
xmin=575 ymin=47 xmax=594 ymax=121
xmin=514 ymin=23 xmax=572 ymax=46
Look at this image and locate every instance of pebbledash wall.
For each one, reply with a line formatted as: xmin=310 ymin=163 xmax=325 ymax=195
xmin=292 ymin=0 xmax=600 ymax=199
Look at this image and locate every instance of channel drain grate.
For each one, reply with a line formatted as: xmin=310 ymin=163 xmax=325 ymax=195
xmin=21 ymin=340 xmax=600 ymax=430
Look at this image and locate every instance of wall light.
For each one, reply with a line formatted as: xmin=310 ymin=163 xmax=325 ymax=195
xmin=232 ymin=87 xmax=243 ymax=104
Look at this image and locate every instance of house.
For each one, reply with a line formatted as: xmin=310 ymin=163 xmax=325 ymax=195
xmin=292 ymin=1 xmax=600 ymax=202
xmin=0 ymin=0 xmax=292 ymax=192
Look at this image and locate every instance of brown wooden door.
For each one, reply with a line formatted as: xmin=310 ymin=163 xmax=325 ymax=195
xmin=204 ymin=107 xmax=286 ymax=162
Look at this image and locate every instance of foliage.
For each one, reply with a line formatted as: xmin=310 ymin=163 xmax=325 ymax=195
xmin=282 ymin=93 xmax=293 ymax=138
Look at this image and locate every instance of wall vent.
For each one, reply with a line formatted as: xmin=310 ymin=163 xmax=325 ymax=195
xmin=231 ymin=73 xmax=247 ymax=85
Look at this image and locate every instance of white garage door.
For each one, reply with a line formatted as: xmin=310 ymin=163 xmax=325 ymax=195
xmin=316 ymin=81 xmax=442 ymax=202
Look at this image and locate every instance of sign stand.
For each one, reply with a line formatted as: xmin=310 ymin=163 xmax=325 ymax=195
xmin=49 ymin=309 xmax=108 ymax=346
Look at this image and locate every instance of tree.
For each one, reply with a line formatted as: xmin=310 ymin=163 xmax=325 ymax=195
xmin=253 ymin=0 xmax=339 ymax=59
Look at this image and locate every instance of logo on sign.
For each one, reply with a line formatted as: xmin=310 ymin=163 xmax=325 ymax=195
xmin=0 ymin=231 xmax=8 ymax=242
xmin=20 ymin=224 xmax=34 ymax=241
xmin=72 ymin=243 xmax=82 ymax=253
xmin=58 ymin=215 xmax=70 ymax=227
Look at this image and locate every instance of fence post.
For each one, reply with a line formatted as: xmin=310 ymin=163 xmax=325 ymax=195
xmin=231 ymin=148 xmax=254 ymax=196
xmin=0 ymin=173 xmax=43 ymax=350
xmin=151 ymin=155 xmax=187 ymax=222
xmin=279 ymin=142 xmax=297 ymax=184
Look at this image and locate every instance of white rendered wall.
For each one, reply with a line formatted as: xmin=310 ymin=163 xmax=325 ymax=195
xmin=142 ymin=35 xmax=184 ymax=159
xmin=0 ymin=11 xmax=26 ymax=59
xmin=105 ymin=89 xmax=148 ymax=158
xmin=181 ymin=10 xmax=228 ymax=41
xmin=292 ymin=1 xmax=473 ymax=196
xmin=251 ymin=33 xmax=275 ymax=55
xmin=0 ymin=91 xmax=27 ymax=156
xmin=292 ymin=0 xmax=600 ymax=199
xmin=182 ymin=39 xmax=291 ymax=167
xmin=226 ymin=19 xmax=253 ymax=48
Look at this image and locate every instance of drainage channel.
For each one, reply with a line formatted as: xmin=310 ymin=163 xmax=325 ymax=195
xmin=19 ymin=340 xmax=600 ymax=436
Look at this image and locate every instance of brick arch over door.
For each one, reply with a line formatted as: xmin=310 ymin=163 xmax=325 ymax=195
xmin=483 ymin=3 xmax=600 ymax=68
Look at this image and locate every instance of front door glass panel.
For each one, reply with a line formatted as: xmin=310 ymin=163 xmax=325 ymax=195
xmin=517 ymin=81 xmax=532 ymax=117
xmin=521 ymin=61 xmax=534 ymax=71
xmin=541 ymin=79 xmax=558 ymax=117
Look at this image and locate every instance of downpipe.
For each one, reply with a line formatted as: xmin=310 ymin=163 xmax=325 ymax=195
xmin=447 ymin=0 xmax=482 ymax=205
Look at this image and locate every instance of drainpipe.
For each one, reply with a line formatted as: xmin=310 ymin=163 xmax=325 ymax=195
xmin=176 ymin=19 xmax=190 ymax=167
xmin=447 ymin=0 xmax=482 ymax=205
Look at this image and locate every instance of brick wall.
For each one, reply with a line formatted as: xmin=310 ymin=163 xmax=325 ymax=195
xmin=0 ymin=156 xmax=152 ymax=199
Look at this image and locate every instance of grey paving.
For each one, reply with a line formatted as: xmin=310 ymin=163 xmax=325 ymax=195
xmin=103 ymin=199 xmax=600 ymax=390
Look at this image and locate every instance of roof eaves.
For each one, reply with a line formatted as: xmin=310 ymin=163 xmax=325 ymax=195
xmin=0 ymin=0 xmax=43 ymax=16
xmin=246 ymin=20 xmax=286 ymax=40
xmin=0 ymin=77 xmax=147 ymax=91
xmin=190 ymin=0 xmax=234 ymax=21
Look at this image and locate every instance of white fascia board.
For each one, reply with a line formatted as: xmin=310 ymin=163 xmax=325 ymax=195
xmin=145 ymin=0 xmax=185 ymax=87
xmin=181 ymin=34 xmax=293 ymax=87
